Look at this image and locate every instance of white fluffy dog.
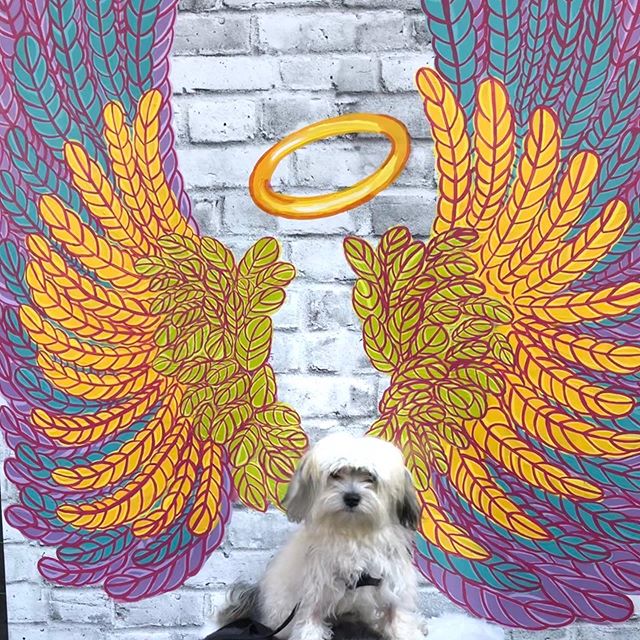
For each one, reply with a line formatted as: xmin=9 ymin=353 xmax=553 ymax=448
xmin=218 ymin=432 xmax=427 ymax=640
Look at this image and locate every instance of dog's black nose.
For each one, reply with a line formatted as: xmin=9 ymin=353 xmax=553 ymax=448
xmin=343 ymin=492 xmax=361 ymax=508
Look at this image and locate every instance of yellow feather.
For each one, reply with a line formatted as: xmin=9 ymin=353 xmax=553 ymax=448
xmin=57 ymin=422 xmax=188 ymax=530
xmin=31 ymin=380 xmax=166 ymax=446
xmin=519 ymin=318 xmax=640 ymax=374
xmin=419 ymin=487 xmax=490 ymax=560
xmin=20 ymin=305 xmax=157 ymax=372
xmin=38 ymin=194 xmax=152 ymax=296
xmin=25 ymin=234 xmax=156 ymax=330
xmin=510 ymin=330 xmax=633 ymax=417
xmin=469 ymin=405 xmax=602 ymax=499
xmin=188 ymin=440 xmax=224 ymax=535
xmin=133 ymin=90 xmax=193 ymax=238
xmin=515 ymin=199 xmax=629 ymax=297
xmin=480 ymin=107 xmax=560 ymax=291
xmin=504 ymin=373 xmax=640 ymax=459
xmin=52 ymin=387 xmax=181 ymax=489
xmin=468 ymin=78 xmax=516 ymax=231
xmin=133 ymin=440 xmax=199 ymax=538
xmin=102 ymin=101 xmax=160 ymax=239
xmin=416 ymin=68 xmax=472 ymax=234
xmin=500 ymin=151 xmax=599 ymax=283
xmin=515 ymin=281 xmax=640 ymax=323
xmin=25 ymin=262 xmax=150 ymax=344
xmin=64 ymin=141 xmax=152 ymax=255
xmin=443 ymin=439 xmax=549 ymax=540
xmin=37 ymin=351 xmax=160 ymax=401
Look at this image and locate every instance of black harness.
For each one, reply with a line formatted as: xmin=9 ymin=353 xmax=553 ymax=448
xmin=203 ymin=572 xmax=382 ymax=640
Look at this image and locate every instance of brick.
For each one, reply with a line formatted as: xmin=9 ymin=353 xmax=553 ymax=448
xmin=171 ymin=56 xmax=280 ymax=92
xmin=189 ymin=98 xmax=258 ymax=142
xmin=185 ymin=548 xmax=273 ymax=588
xmin=277 ymin=206 xmax=372 ymax=236
xmin=174 ymin=14 xmax=251 ymax=55
xmin=369 ymin=189 xmax=437 ymax=236
xmin=304 ymin=329 xmax=376 ymax=374
xmin=293 ymin=140 xmax=391 ymax=190
xmin=177 ymin=145 xmax=292 ymax=189
xmin=381 ymin=53 xmax=435 ymax=92
xmin=191 ymin=192 xmax=223 ymax=235
xmin=355 ymin=12 xmax=414 ymax=52
xmin=271 ymin=329 xmax=304 ymax=373
xmin=289 ymin=237 xmax=355 ymax=282
xmin=225 ymin=0 xmax=330 ymax=7
xmin=49 ymin=588 xmax=113 ymax=625
xmin=304 ymin=285 xmax=358 ymax=331
xmin=261 ymin=94 xmax=336 ymax=139
xmin=227 ymin=509 xmax=296 ymax=550
xmin=273 ymin=286 xmax=303 ymax=330
xmin=277 ymin=374 xmax=378 ymax=418
xmin=4 ymin=543 xmax=45 ymax=583
xmin=257 ymin=14 xmax=359 ymax=54
xmin=343 ymin=0 xmax=421 ymax=8
xmin=338 ymin=93 xmax=431 ymax=139
xmin=114 ymin=592 xmax=205 ymax=628
xmin=222 ymin=191 xmax=278 ymax=234
xmin=334 ymin=56 xmax=379 ymax=92
xmin=7 ymin=583 xmax=48 ymax=623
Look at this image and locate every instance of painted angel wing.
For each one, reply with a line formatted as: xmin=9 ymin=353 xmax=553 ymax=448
xmin=344 ymin=1 xmax=640 ymax=629
xmin=0 ymin=0 xmax=305 ymax=600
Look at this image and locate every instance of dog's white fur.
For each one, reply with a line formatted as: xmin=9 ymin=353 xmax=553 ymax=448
xmin=218 ymin=432 xmax=427 ymax=640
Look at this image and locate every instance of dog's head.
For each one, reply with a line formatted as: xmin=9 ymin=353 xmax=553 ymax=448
xmin=283 ymin=432 xmax=420 ymax=531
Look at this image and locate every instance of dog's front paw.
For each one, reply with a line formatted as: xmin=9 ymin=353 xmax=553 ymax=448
xmin=290 ymin=621 xmax=333 ymax=640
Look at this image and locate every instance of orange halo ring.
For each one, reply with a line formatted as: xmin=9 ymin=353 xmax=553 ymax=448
xmin=249 ymin=113 xmax=411 ymax=220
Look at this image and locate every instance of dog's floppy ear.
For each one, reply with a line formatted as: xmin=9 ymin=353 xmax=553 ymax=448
xmin=396 ymin=470 xmax=420 ymax=530
xmin=283 ymin=453 xmax=315 ymax=523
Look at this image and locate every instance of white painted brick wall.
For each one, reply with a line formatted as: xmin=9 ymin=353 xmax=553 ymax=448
xmin=3 ymin=2 xmax=640 ymax=639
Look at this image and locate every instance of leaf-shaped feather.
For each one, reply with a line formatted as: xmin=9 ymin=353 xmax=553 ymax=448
xmin=417 ymin=67 xmax=472 ymax=233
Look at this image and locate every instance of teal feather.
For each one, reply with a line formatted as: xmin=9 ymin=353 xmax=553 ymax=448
xmin=538 ymin=1 xmax=583 ymax=106
xmin=574 ymin=130 xmax=640 ymax=229
xmin=84 ymin=0 xmax=130 ymax=115
xmin=416 ymin=536 xmax=539 ymax=592
xmin=559 ymin=0 xmax=615 ymax=155
xmin=16 ymin=444 xmax=56 ymax=481
xmin=47 ymin=0 xmax=102 ymax=126
xmin=12 ymin=36 xmax=84 ymax=155
xmin=514 ymin=0 xmax=550 ymax=140
xmin=422 ymin=0 xmax=477 ymax=127
xmin=447 ymin=476 xmax=609 ymax=562
xmin=0 ymin=240 xmax=29 ymax=303
xmin=132 ymin=520 xmax=195 ymax=566
xmin=58 ymin=528 xmax=135 ymax=565
xmin=21 ymin=486 xmax=60 ymax=521
xmin=0 ymin=171 xmax=43 ymax=234
xmin=5 ymin=128 xmax=96 ymax=229
xmin=487 ymin=1 xmax=521 ymax=103
xmin=586 ymin=59 xmax=640 ymax=153
xmin=14 ymin=367 xmax=101 ymax=413
xmin=124 ymin=0 xmax=164 ymax=114
xmin=540 ymin=492 xmax=640 ymax=542
xmin=4 ymin=307 xmax=38 ymax=364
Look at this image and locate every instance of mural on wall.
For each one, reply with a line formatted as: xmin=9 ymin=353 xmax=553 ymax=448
xmin=1 ymin=0 xmax=640 ymax=632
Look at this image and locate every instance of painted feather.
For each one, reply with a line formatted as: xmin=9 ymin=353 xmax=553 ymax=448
xmin=0 ymin=0 xmax=306 ymax=601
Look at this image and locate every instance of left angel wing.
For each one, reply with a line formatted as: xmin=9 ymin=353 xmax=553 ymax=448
xmin=0 ymin=0 xmax=305 ymax=600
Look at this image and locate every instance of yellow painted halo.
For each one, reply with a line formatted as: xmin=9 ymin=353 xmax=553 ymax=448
xmin=249 ymin=113 xmax=411 ymax=219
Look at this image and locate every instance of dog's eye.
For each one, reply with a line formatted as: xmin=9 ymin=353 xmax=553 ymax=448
xmin=363 ymin=472 xmax=377 ymax=484
xmin=329 ymin=471 xmax=342 ymax=480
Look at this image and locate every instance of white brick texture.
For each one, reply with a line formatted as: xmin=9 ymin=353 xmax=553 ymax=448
xmin=4 ymin=2 xmax=640 ymax=640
